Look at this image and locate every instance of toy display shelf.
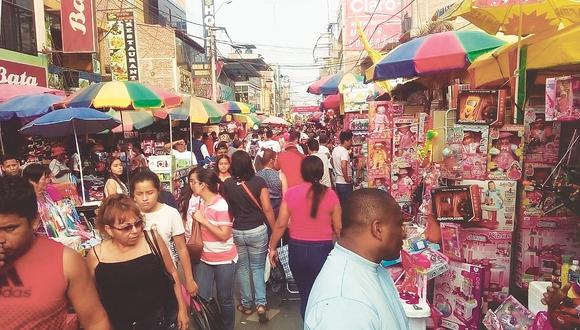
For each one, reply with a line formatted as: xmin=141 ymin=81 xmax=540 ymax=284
xmin=381 ymin=242 xmax=441 ymax=268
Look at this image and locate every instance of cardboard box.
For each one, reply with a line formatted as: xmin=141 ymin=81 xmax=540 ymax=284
xmin=545 ymin=76 xmax=580 ymax=122
xmin=461 ymin=180 xmax=517 ymax=231
xmin=391 ymin=116 xmax=420 ymax=202
xmin=440 ymin=223 xmax=513 ymax=311
xmin=434 ymin=261 xmax=485 ymax=330
xmin=456 ymin=89 xmax=507 ymax=126
xmin=514 ymin=216 xmax=580 ymax=290
xmin=523 ymin=108 xmax=561 ymax=165
xmin=444 ymin=125 xmax=489 ymax=180
xmin=487 ymin=125 xmax=524 ymax=181
xmin=520 ymin=163 xmax=562 ymax=217
xmin=367 ymin=138 xmax=391 ymax=180
xmin=432 ymin=185 xmax=481 ymax=223
xmin=368 ymin=101 xmax=394 ymax=139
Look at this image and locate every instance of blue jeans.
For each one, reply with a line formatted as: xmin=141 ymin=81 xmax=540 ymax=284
xmin=233 ymin=224 xmax=268 ymax=308
xmin=335 ymin=183 xmax=353 ymax=205
xmin=194 ymin=261 xmax=236 ymax=330
xmin=288 ymin=239 xmax=334 ymax=319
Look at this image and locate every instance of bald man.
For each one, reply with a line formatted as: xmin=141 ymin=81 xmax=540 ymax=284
xmin=304 ymin=189 xmax=409 ymax=330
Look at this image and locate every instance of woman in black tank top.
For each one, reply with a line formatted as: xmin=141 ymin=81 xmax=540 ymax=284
xmin=86 ymin=195 xmax=190 ymax=330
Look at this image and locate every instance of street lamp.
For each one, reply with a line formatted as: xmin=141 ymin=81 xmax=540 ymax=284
xmin=216 ymin=0 xmax=233 ymax=14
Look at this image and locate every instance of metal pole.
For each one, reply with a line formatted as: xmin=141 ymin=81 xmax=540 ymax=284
xmin=210 ymin=27 xmax=218 ymax=102
xmin=189 ymin=122 xmax=194 ymax=165
xmin=72 ymin=121 xmax=86 ymax=205
xmin=0 ymin=123 xmax=5 ymax=154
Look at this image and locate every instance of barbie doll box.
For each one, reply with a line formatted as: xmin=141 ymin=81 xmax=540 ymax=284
xmin=460 ymin=180 xmax=517 ymax=231
xmin=545 ymin=76 xmax=580 ymax=122
xmin=444 ymin=125 xmax=489 ymax=180
xmin=456 ymin=89 xmax=507 ymax=127
xmin=434 ymin=261 xmax=484 ymax=330
xmin=486 ymin=126 xmax=524 ymax=181
xmin=513 ymin=216 xmax=580 ymax=290
xmin=440 ymin=223 xmax=513 ymax=311
xmin=523 ymin=107 xmax=561 ymax=165
xmin=432 ymin=185 xmax=481 ymax=223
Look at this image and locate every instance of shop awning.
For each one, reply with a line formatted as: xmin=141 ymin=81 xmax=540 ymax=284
xmin=321 ymin=94 xmax=341 ymax=110
xmin=467 ymin=24 xmax=580 ymax=88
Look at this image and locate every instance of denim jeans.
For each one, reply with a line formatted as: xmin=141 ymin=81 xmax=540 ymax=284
xmin=194 ymin=261 xmax=236 ymax=330
xmin=233 ymin=224 xmax=268 ymax=308
xmin=288 ymin=239 xmax=334 ymax=319
xmin=335 ymin=183 xmax=353 ymax=205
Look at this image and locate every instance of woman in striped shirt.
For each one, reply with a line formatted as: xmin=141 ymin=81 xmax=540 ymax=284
xmin=189 ymin=167 xmax=238 ymax=330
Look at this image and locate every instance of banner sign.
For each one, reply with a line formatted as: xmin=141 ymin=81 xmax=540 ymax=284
xmin=106 ymin=12 xmax=139 ymax=81
xmin=61 ymin=0 xmax=96 ymax=53
xmin=179 ymin=68 xmax=192 ymax=94
xmin=201 ymin=0 xmax=215 ymax=49
xmin=192 ymin=62 xmax=212 ymax=99
xmin=0 ymin=59 xmax=47 ymax=86
xmin=343 ymin=0 xmax=402 ymax=51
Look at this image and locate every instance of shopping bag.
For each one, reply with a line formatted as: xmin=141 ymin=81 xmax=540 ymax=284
xmin=190 ymin=296 xmax=211 ymax=330
xmin=276 ymin=244 xmax=294 ymax=281
xmin=187 ymin=220 xmax=203 ymax=264
xmin=199 ymin=297 xmax=223 ymax=330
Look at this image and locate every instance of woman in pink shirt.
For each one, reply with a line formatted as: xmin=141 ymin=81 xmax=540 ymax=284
xmin=268 ymin=156 xmax=342 ymax=318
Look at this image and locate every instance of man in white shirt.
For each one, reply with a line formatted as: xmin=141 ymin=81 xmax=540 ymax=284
xmin=331 ymin=131 xmax=353 ymax=204
xmin=259 ymin=129 xmax=281 ymax=153
xmin=307 ymin=139 xmax=331 ymax=188
xmin=49 ymin=147 xmax=73 ymax=184
xmin=165 ymin=139 xmax=197 ymax=166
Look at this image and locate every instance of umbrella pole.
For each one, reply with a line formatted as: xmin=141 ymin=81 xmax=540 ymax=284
xmin=0 ymin=123 xmax=4 ymax=154
xmin=120 ymin=111 xmax=130 ymax=184
xmin=72 ymin=121 xmax=86 ymax=205
xmin=169 ymin=114 xmax=173 ymax=153
xmin=189 ymin=122 xmax=194 ymax=166
xmin=513 ymin=3 xmax=525 ymax=124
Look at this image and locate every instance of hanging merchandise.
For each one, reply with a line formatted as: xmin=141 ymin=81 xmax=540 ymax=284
xmin=456 ymin=89 xmax=507 ymax=126
xmin=461 ymin=180 xmax=517 ymax=232
xmin=444 ymin=125 xmax=489 ymax=180
xmin=391 ymin=117 xmax=420 ymax=203
xmin=545 ymin=75 xmax=580 ymax=122
xmin=523 ymin=107 xmax=561 ymax=165
xmin=487 ymin=126 xmax=524 ymax=181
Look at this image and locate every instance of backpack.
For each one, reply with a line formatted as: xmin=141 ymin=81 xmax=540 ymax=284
xmin=248 ymin=140 xmax=260 ymax=159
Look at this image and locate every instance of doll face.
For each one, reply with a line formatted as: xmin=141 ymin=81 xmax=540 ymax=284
xmin=377 ymin=106 xmax=386 ymax=114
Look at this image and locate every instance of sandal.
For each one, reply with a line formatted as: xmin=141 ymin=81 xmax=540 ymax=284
xmin=236 ymin=304 xmax=253 ymax=315
xmin=256 ymin=305 xmax=269 ymax=323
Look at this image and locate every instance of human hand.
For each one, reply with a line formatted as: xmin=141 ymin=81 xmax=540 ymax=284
xmin=269 ymin=249 xmax=278 ymax=268
xmin=192 ymin=210 xmax=206 ymax=225
xmin=186 ymin=279 xmax=198 ymax=296
xmin=542 ymin=282 xmax=570 ymax=308
xmin=177 ymin=307 xmax=189 ymax=330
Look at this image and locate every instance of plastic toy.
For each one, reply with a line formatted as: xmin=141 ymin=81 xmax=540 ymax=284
xmin=456 ymin=89 xmax=507 ymax=126
xmin=523 ymin=108 xmax=560 ymax=165
xmin=482 ymin=295 xmax=535 ymax=330
xmin=461 ymin=180 xmax=517 ymax=231
xmin=487 ymin=126 xmax=524 ymax=180
xmin=445 ymin=125 xmax=489 ymax=180
xmin=546 ymin=76 xmax=580 ymax=122
xmin=432 ymin=185 xmax=481 ymax=223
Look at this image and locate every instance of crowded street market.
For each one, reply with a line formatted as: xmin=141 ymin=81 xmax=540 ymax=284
xmin=0 ymin=0 xmax=579 ymax=329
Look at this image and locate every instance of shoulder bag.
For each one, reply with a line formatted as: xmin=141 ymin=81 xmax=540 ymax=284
xmin=240 ymin=181 xmax=263 ymax=213
xmin=186 ymin=198 xmax=204 ymax=264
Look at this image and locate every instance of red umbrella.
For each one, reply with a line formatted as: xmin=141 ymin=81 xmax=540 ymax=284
xmin=0 ymin=84 xmax=65 ymax=102
xmin=321 ymin=94 xmax=341 ymax=110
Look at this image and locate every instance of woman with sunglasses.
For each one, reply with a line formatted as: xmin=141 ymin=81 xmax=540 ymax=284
xmin=86 ymin=194 xmax=189 ymax=329
xmin=187 ymin=167 xmax=237 ymax=330
xmin=130 ymin=170 xmax=198 ymax=298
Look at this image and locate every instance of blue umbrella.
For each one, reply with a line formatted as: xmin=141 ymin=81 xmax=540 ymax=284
xmin=20 ymin=108 xmax=120 ymax=204
xmin=0 ymin=94 xmax=64 ymax=121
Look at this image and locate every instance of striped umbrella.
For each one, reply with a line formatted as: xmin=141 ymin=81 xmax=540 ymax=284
xmin=307 ymin=72 xmax=364 ymax=95
xmin=105 ymin=109 xmax=156 ymax=132
xmin=232 ymin=113 xmax=261 ymax=127
xmin=55 ymin=81 xmax=180 ymax=110
xmin=161 ymin=95 xmax=226 ymax=124
xmin=221 ymin=101 xmax=254 ymax=114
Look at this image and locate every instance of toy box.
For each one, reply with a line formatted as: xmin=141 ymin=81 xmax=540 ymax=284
xmin=545 ymin=76 xmax=580 ymax=122
xmin=432 ymin=185 xmax=481 ymax=223
xmin=514 ymin=216 xmax=580 ymax=290
xmin=343 ymin=113 xmax=368 ymax=131
xmin=487 ymin=125 xmax=524 ymax=181
xmin=520 ymin=163 xmax=559 ymax=217
xmin=444 ymin=125 xmax=489 ymax=180
xmin=367 ymin=138 xmax=391 ymax=180
xmin=460 ymin=180 xmax=517 ymax=231
xmin=434 ymin=261 xmax=485 ymax=330
xmin=440 ymin=223 xmax=513 ymax=311
xmin=483 ymin=295 xmax=536 ymax=330
xmin=456 ymin=89 xmax=507 ymax=126
xmin=368 ymin=177 xmax=389 ymax=192
xmin=523 ymin=108 xmax=561 ymax=165
xmin=391 ymin=116 xmax=419 ymax=202
xmin=368 ymin=101 xmax=394 ymax=139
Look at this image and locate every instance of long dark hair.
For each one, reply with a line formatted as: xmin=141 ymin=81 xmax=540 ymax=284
xmin=215 ymin=154 xmax=231 ymax=176
xmin=179 ymin=167 xmax=220 ymax=221
xmin=129 ymin=169 xmax=160 ymax=197
xmin=301 ymin=156 xmax=327 ymax=218
xmin=230 ymin=150 xmax=255 ymax=182
xmin=107 ymin=156 xmax=125 ymax=187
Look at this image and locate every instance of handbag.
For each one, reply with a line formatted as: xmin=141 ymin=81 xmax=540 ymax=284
xmin=186 ymin=198 xmax=204 ymax=264
xmin=190 ymin=296 xmax=223 ymax=330
xmin=144 ymin=230 xmax=178 ymax=320
xmin=240 ymin=181 xmax=264 ymax=213
xmin=190 ymin=296 xmax=211 ymax=330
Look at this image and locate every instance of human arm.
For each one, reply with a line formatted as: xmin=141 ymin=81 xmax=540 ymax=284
xmin=279 ymin=171 xmax=288 ymax=195
xmin=153 ymin=231 xmax=189 ymax=330
xmin=268 ymin=200 xmax=290 ymax=266
xmin=164 ymin=140 xmax=184 ymax=152
xmin=173 ymin=234 xmax=198 ymax=297
xmin=341 ymin=160 xmax=352 ymax=183
xmin=331 ymin=202 xmax=342 ymax=240
xmin=201 ymin=144 xmax=210 ymax=159
xmin=193 ymin=209 xmax=233 ymax=241
xmin=259 ymin=187 xmax=276 ymax=229
xmin=104 ymin=180 xmax=118 ymax=197
xmin=274 ymin=154 xmax=281 ymax=170
xmin=64 ymin=248 xmax=112 ymax=330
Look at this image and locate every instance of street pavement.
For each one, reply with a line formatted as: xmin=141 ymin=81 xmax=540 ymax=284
xmin=234 ymin=286 xmax=303 ymax=330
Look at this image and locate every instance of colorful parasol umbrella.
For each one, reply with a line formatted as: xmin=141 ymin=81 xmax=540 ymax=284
xmin=105 ymin=109 xmax=156 ymax=132
xmin=232 ymin=113 xmax=261 ymax=127
xmin=262 ymin=116 xmax=290 ymax=126
xmin=161 ymin=95 xmax=226 ymax=124
xmin=0 ymin=94 xmax=64 ymax=121
xmin=307 ymin=72 xmax=365 ymax=95
xmin=467 ymin=24 xmax=580 ymax=88
xmin=0 ymin=84 xmax=65 ymax=103
xmin=220 ymin=101 xmax=254 ymax=114
xmin=19 ymin=108 xmax=121 ymax=204
xmin=55 ymin=81 xmax=174 ymax=109
xmin=436 ymin=0 xmax=580 ymax=35
xmin=321 ymin=94 xmax=342 ymax=110
xmin=367 ymin=30 xmax=506 ymax=81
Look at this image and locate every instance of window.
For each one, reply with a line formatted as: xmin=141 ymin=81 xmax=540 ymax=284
xmin=0 ymin=0 xmax=37 ymax=55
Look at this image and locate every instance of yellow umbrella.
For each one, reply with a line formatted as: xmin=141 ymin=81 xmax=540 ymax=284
xmin=468 ymin=23 xmax=580 ymax=87
xmin=437 ymin=0 xmax=580 ymax=35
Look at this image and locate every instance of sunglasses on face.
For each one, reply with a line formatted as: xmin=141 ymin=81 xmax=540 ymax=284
xmin=109 ymin=219 xmax=145 ymax=233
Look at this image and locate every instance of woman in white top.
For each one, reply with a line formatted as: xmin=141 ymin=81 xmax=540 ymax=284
xmin=130 ymin=170 xmax=198 ymax=297
xmin=104 ymin=157 xmax=128 ymax=197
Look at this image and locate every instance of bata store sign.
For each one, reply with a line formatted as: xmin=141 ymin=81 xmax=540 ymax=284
xmin=0 ymin=60 xmax=47 ymax=86
xmin=60 ymin=0 xmax=96 ymax=52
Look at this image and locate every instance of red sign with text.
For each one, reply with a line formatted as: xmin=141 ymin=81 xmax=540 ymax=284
xmin=343 ymin=0 xmax=402 ymax=51
xmin=60 ymin=0 xmax=96 ymax=53
xmin=0 ymin=60 xmax=47 ymax=86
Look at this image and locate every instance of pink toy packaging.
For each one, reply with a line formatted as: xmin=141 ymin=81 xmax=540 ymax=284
xmin=432 ymin=185 xmax=482 ymax=223
xmin=483 ymin=295 xmax=536 ymax=330
xmin=456 ymin=89 xmax=507 ymax=127
xmin=545 ymin=76 xmax=580 ymax=122
xmin=487 ymin=125 xmax=524 ymax=181
xmin=368 ymin=101 xmax=395 ymax=139
xmin=440 ymin=223 xmax=513 ymax=311
xmin=514 ymin=216 xmax=580 ymax=290
xmin=391 ymin=116 xmax=419 ymax=202
xmin=367 ymin=138 xmax=391 ymax=180
xmin=523 ymin=107 xmax=561 ymax=165
xmin=461 ymin=180 xmax=517 ymax=231
xmin=434 ymin=261 xmax=485 ymax=330
xmin=445 ymin=124 xmax=489 ymax=180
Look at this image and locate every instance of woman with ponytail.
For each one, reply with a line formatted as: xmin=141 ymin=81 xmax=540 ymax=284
xmin=268 ymin=156 xmax=342 ymax=319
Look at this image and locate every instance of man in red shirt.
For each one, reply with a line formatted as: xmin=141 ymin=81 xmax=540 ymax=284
xmin=275 ymin=129 xmax=305 ymax=188
xmin=0 ymin=176 xmax=111 ymax=329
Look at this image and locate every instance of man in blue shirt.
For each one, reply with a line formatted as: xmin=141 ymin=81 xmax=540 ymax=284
xmin=305 ymin=188 xmax=409 ymax=330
